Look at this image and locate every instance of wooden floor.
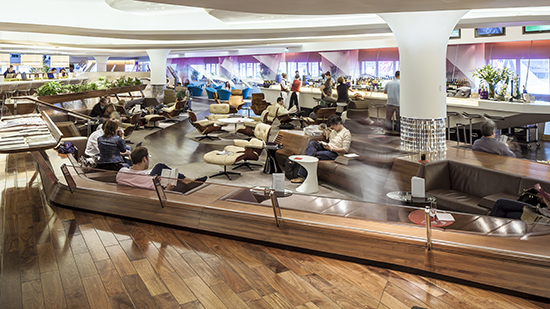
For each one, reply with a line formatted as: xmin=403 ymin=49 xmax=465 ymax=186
xmin=2 ymin=155 xmax=550 ymax=308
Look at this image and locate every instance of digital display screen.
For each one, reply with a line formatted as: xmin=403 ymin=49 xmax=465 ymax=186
xmin=475 ymin=27 xmax=505 ymax=37
xmin=524 ymin=25 xmax=550 ymax=34
xmin=450 ymin=29 xmax=461 ymax=39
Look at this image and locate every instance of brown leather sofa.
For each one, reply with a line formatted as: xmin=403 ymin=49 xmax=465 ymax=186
xmin=417 ymin=160 xmax=550 ymax=214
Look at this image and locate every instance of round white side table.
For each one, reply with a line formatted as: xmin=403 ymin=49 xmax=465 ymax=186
xmin=289 ymin=155 xmax=319 ymax=194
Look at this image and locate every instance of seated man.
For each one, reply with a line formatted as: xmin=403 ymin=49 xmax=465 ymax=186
xmin=116 ymin=146 xmax=206 ymax=193
xmin=292 ymin=114 xmax=351 ymax=183
xmin=90 ymin=97 xmax=109 ymax=118
xmin=472 ymin=119 xmax=515 ymax=158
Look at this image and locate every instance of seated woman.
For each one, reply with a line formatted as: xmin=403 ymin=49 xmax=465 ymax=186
xmin=96 ymin=119 xmax=130 ymax=171
xmin=116 ymin=146 xmax=206 ymax=193
xmin=490 ymin=184 xmax=550 ymax=219
xmin=292 ymin=114 xmax=351 ymax=183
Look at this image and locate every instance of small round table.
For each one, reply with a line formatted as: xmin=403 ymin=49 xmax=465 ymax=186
xmin=289 ymin=155 xmax=319 ymax=194
xmin=263 ymin=144 xmax=283 ymax=174
xmin=217 ymin=117 xmax=253 ymax=137
xmin=386 ymin=191 xmax=436 ymax=206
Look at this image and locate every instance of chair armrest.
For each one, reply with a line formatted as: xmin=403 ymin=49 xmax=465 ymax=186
xmin=233 ymin=139 xmax=249 ymax=147
xmin=196 ymin=119 xmax=215 ymax=126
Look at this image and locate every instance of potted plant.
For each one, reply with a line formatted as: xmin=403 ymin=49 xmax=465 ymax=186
xmin=472 ymin=64 xmax=513 ymax=99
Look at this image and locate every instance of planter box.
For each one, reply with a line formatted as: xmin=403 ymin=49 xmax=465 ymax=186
xmin=38 ymin=84 xmax=146 ymax=104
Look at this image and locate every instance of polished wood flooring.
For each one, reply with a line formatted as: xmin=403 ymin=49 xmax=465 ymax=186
xmin=2 ymin=153 xmax=550 ymax=308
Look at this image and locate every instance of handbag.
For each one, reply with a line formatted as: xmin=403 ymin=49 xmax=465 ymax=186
xmin=521 ymin=205 xmax=550 ymax=224
xmin=517 ymin=187 xmax=540 ymax=206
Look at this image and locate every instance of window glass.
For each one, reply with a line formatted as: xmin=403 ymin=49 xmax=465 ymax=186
xmin=361 ymin=61 xmax=376 ymax=76
xmin=378 ymin=61 xmax=394 ymax=78
xmin=491 ymin=59 xmax=516 ymax=73
xmin=520 ymin=59 xmax=549 ymax=94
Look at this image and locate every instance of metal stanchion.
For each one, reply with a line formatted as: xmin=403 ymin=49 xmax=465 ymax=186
xmin=270 ymin=189 xmax=282 ymax=227
xmin=425 ymin=206 xmax=432 ymax=251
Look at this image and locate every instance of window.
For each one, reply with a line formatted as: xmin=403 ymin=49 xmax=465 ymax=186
xmin=378 ymin=61 xmax=395 ymax=78
xmin=450 ymin=29 xmax=461 ymax=39
xmin=297 ymin=62 xmax=308 ymax=76
xmin=239 ymin=63 xmax=260 ymax=79
xmin=523 ymin=25 xmax=550 ymax=34
xmin=205 ymin=63 xmax=218 ymax=76
xmin=491 ymin=59 xmax=516 ymax=73
xmin=278 ymin=62 xmax=286 ymax=76
xmin=308 ymin=62 xmax=320 ymax=77
xmin=361 ymin=61 xmax=376 ymax=76
xmin=287 ymin=62 xmax=296 ymax=76
xmin=520 ymin=59 xmax=549 ymax=95
xmin=475 ymin=27 xmax=505 ymax=37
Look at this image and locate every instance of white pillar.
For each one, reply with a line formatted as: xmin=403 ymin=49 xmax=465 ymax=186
xmin=378 ymin=10 xmax=468 ymax=152
xmin=146 ymin=49 xmax=171 ymax=98
xmin=94 ymin=56 xmax=109 ymax=72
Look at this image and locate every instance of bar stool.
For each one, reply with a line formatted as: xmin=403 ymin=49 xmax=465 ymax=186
xmin=462 ymin=112 xmax=482 ymax=144
xmin=455 ymin=122 xmax=467 ymax=145
xmin=483 ymin=113 xmax=506 ymax=136
xmin=370 ymin=102 xmax=385 ymax=127
xmin=446 ymin=111 xmax=459 ymax=140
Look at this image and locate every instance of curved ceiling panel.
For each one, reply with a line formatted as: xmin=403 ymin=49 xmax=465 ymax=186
xmin=137 ymin=0 xmax=550 ymax=15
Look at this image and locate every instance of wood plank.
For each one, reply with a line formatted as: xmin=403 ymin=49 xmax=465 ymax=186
xmin=160 ymin=272 xmax=197 ymax=305
xmin=139 ymin=242 xmax=175 ymax=276
xmin=311 ymin=254 xmax=384 ymax=301
xmin=211 ymin=282 xmax=251 ymax=309
xmin=21 ymin=279 xmax=45 ymax=309
xmin=262 ymin=293 xmax=296 ymax=309
xmin=180 ymin=300 xmax=206 ymax=309
xmin=105 ymin=244 xmax=137 ymax=277
xmin=300 ymin=273 xmax=364 ymax=309
xmin=379 ymin=290 xmax=410 ymax=309
xmin=181 ymin=252 xmax=223 ymax=286
xmin=238 ymin=290 xmax=274 ymax=309
xmin=121 ymin=274 xmax=159 ymax=309
xmin=79 ymin=224 xmax=110 ymax=261
xmin=284 ymin=250 xmax=379 ymax=308
xmin=74 ymin=252 xmax=98 ymax=278
xmin=119 ymin=239 xmax=145 ymax=261
xmin=41 ymin=271 xmax=66 ymax=309
xmin=157 ymin=243 xmax=196 ymax=279
xmin=382 ymin=281 xmax=435 ymax=309
xmin=67 ymin=234 xmax=89 ymax=255
xmin=173 ymin=230 xmax=217 ymax=260
xmin=2 ymin=252 xmax=23 ymax=309
xmin=262 ymin=246 xmax=313 ymax=276
xmin=296 ymin=303 xmax=321 ymax=309
xmin=104 ymin=217 xmax=132 ymax=242
xmin=204 ymin=256 xmax=251 ymax=293
xmin=253 ymin=265 xmax=308 ymax=306
xmin=183 ymin=276 xmax=228 ymax=309
xmin=37 ymin=242 xmax=57 ymax=274
xmin=387 ymin=271 xmax=456 ymax=309
xmin=95 ymin=259 xmax=127 ymax=297
xmin=132 ymin=259 xmax=169 ymax=296
xmin=64 ymin=286 xmax=91 ymax=309
xmin=277 ymin=271 xmax=341 ymax=309
xmin=109 ymin=294 xmax=135 ymax=309
xmin=153 ymin=292 xmax=181 ymax=309
xmin=208 ymin=244 xmax=276 ymax=296
xmin=154 ymin=226 xmax=193 ymax=255
xmin=239 ymin=243 xmax=289 ymax=274
xmin=54 ymin=246 xmax=83 ymax=289
xmin=82 ymin=275 xmax=113 ymax=309
xmin=91 ymin=216 xmax=119 ymax=247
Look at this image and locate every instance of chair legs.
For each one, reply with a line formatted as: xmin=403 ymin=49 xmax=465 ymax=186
xmin=196 ymin=134 xmax=219 ymax=141
xmin=232 ymin=161 xmax=262 ymax=171
xmin=209 ymin=166 xmax=241 ymax=180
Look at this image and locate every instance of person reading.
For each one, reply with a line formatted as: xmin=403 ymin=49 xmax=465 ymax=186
xmin=116 ymin=146 xmax=207 ymax=193
xmin=292 ymin=114 xmax=351 ymax=183
xmin=472 ymin=119 xmax=515 ymax=157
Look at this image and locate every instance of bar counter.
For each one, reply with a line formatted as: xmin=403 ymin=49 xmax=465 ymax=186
xmin=261 ymin=86 xmax=550 ymax=128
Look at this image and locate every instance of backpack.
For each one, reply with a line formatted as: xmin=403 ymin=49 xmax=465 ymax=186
xmin=55 ymin=142 xmax=76 ymax=155
xmin=284 ymin=158 xmax=301 ymax=180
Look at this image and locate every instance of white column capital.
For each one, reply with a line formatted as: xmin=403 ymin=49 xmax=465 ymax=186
xmin=94 ymin=56 xmax=110 ymax=72
xmin=146 ymin=49 xmax=171 ymax=85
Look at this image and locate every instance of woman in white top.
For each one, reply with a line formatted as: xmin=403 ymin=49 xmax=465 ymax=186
xmin=279 ymin=73 xmax=290 ymax=108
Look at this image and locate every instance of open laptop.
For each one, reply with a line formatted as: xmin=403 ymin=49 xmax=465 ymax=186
xmin=47 ymin=73 xmax=55 ymax=79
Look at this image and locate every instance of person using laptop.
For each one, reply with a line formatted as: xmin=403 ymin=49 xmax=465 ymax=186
xmin=3 ymin=65 xmax=15 ymax=78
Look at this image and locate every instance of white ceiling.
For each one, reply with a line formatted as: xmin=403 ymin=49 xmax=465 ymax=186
xmin=0 ymin=0 xmax=549 ymax=58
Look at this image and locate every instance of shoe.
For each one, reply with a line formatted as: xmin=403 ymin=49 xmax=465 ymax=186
xmin=136 ymin=141 xmax=143 ymax=148
xmin=291 ymin=177 xmax=304 ymax=183
xmin=195 ymin=176 xmax=207 ymax=182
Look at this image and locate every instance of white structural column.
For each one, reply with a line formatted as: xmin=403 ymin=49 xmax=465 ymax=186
xmin=146 ymin=49 xmax=171 ymax=98
xmin=94 ymin=56 xmax=109 ymax=72
xmin=379 ymin=10 xmax=468 ymax=152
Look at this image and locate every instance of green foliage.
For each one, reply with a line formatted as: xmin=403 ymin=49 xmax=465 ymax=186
xmin=472 ymin=64 xmax=513 ymax=99
xmin=36 ymin=81 xmax=67 ymax=96
xmin=37 ymin=76 xmax=142 ymax=97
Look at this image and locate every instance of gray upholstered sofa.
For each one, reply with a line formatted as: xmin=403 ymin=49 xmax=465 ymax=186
xmin=417 ymin=160 xmax=550 ymax=214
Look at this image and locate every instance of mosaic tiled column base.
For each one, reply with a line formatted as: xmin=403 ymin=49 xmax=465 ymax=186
xmin=400 ymin=117 xmax=446 ymax=152
xmin=151 ymin=84 xmax=165 ymax=99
